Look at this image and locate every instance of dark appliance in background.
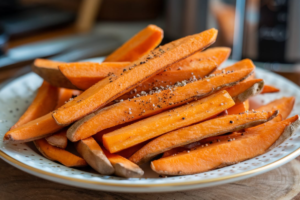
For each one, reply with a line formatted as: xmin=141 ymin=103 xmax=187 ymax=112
xmin=242 ymin=0 xmax=300 ymax=84
xmin=242 ymin=0 xmax=300 ymax=63
xmin=165 ymin=0 xmax=300 ymax=85
xmin=258 ymin=0 xmax=288 ymax=63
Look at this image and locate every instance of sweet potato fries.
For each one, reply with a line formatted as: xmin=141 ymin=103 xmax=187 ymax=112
xmin=3 ymin=25 xmax=299 ymax=178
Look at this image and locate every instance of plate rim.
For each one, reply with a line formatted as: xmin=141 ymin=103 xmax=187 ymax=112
xmin=0 ymin=139 xmax=300 ymax=192
xmin=1 ymin=65 xmax=300 ymax=192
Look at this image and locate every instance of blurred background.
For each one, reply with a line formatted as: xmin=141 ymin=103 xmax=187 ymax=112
xmin=1 ymin=0 xmax=300 ymax=85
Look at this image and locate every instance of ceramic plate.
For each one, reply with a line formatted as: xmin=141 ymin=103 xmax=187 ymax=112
xmin=1 ymin=59 xmax=300 ymax=193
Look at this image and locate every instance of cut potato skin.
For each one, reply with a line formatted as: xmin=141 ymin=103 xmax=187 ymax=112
xmin=76 ymin=137 xmax=114 ymax=175
xmin=32 ymin=59 xmax=78 ymax=89
xmin=226 ymin=79 xmax=264 ymax=104
xmin=59 ymin=62 xmax=131 ymax=90
xmin=102 ymin=148 xmax=144 ymax=178
xmin=45 ymin=129 xmax=68 ymax=149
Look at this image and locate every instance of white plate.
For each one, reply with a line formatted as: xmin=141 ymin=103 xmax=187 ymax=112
xmin=0 ymin=59 xmax=300 ymax=193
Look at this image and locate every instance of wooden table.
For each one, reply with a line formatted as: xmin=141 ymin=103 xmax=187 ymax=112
xmin=0 ymin=156 xmax=300 ymax=199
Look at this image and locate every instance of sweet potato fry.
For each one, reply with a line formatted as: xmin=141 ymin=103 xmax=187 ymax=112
xmin=261 ymin=85 xmax=280 ymax=94
xmin=103 ymin=90 xmax=235 ymax=153
xmin=93 ymin=122 xmax=149 ymax=159
xmin=76 ymin=137 xmax=114 ymax=175
xmin=161 ymin=147 xmax=188 ymax=158
xmin=56 ymin=88 xmax=79 ymax=108
xmin=102 ymin=148 xmax=144 ymax=178
xmin=35 ymin=49 xmax=229 ymax=91
xmin=45 ymin=88 xmax=79 ymax=148
xmin=92 ymin=123 xmax=128 ymax=143
xmin=117 ymin=142 xmax=148 ymax=159
xmin=45 ymin=129 xmax=68 ymax=149
xmin=32 ymin=59 xmax=79 ymax=89
xmin=151 ymin=115 xmax=299 ymax=175
xmin=130 ymin=110 xmax=277 ymax=164
xmin=52 ymin=28 xmax=218 ymax=125
xmin=7 ymin=25 xmax=298 ymax=178
xmin=213 ymin=59 xmax=255 ymax=74
xmin=162 ymin=112 xmax=284 ymax=158
xmin=120 ymin=47 xmax=231 ymax=99
xmin=33 ymin=59 xmax=131 ymax=90
xmin=104 ymin=24 xmax=163 ymax=62
xmin=67 ymin=59 xmax=254 ymax=142
xmin=9 ymin=85 xmax=86 ymax=166
xmin=226 ymin=79 xmax=264 ymax=104
xmin=4 ymin=113 xmax=63 ymax=143
xmin=34 ymin=139 xmax=87 ymax=167
xmin=93 ymin=122 xmax=150 ymax=159
xmin=161 ymin=133 xmax=244 ymax=158
xmin=4 ymin=82 xmax=64 ymax=143
xmin=59 ymin=62 xmax=131 ymax=90
xmin=10 ymin=81 xmax=59 ymax=130
xmin=256 ymin=97 xmax=295 ymax=119
xmin=196 ymin=115 xmax=283 ymax=148
xmin=45 ymin=48 xmax=229 ymax=92
xmin=227 ymin=100 xmax=249 ymax=115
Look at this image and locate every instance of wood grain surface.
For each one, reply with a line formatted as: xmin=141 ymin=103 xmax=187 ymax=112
xmin=1 ymin=157 xmax=300 ymax=200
